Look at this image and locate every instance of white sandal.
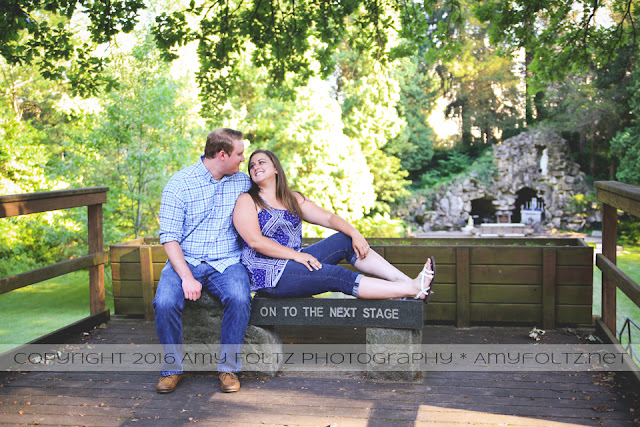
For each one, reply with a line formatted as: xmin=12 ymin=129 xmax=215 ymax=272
xmin=415 ymin=256 xmax=436 ymax=303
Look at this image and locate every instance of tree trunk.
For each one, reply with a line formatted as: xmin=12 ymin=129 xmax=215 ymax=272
xmin=579 ymin=128 xmax=586 ymax=153
xmin=589 ymin=122 xmax=596 ymax=176
xmin=525 ymin=48 xmax=534 ymax=127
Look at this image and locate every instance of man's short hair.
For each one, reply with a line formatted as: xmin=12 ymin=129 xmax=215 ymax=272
xmin=204 ymin=128 xmax=243 ymax=158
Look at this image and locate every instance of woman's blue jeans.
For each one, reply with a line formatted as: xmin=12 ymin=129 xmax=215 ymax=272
xmin=153 ymin=261 xmax=251 ymax=375
xmin=258 ymin=232 xmax=363 ymax=298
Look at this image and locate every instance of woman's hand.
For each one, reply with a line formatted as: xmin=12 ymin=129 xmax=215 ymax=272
xmin=352 ymin=232 xmax=370 ymax=259
xmin=294 ymin=252 xmax=322 ymax=271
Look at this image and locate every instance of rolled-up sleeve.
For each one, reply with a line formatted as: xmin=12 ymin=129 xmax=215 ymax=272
xmin=159 ymin=179 xmax=185 ymax=244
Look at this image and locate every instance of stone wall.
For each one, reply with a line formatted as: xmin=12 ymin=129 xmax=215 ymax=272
xmin=398 ymin=129 xmax=599 ymax=232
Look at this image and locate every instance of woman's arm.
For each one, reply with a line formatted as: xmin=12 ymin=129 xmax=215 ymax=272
xmin=233 ymin=193 xmax=321 ymax=271
xmin=294 ymin=193 xmax=370 ymax=259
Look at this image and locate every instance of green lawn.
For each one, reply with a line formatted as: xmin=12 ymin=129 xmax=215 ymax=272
xmin=592 ymin=245 xmax=640 ymax=356
xmin=0 ymin=271 xmax=115 ymax=345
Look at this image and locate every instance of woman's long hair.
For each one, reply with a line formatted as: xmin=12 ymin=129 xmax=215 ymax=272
xmin=247 ymin=150 xmax=302 ymax=217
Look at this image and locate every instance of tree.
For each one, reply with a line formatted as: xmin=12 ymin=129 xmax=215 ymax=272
xmin=611 ymin=67 xmax=640 ymax=186
xmin=433 ymin=2 xmax=521 ymax=149
xmin=237 ymin=76 xmax=377 ymax=232
xmin=334 ymin=44 xmax=412 ymax=213
xmin=475 ymin=0 xmax=640 ymax=113
xmin=394 ymin=57 xmax=439 ymax=174
xmin=84 ymin=33 xmax=202 ymax=238
xmin=539 ymin=40 xmax=636 ymax=179
xmin=1 ymin=0 xmax=145 ymax=96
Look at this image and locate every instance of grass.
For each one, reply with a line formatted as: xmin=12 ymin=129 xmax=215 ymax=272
xmin=592 ymin=245 xmax=640 ymax=365
xmin=0 ymin=271 xmax=115 ymax=346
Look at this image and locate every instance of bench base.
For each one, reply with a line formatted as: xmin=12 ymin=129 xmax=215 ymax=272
xmin=182 ymin=293 xmax=424 ymax=380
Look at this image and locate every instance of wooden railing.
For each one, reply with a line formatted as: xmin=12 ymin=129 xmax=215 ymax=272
xmin=0 ymin=188 xmax=109 ymax=318
xmin=595 ymin=181 xmax=640 ymax=336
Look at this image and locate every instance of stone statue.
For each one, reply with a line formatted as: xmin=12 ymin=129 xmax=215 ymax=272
xmin=539 ymin=148 xmax=549 ymax=175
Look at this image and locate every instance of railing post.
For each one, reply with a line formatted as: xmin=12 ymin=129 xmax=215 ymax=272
xmin=601 ymin=203 xmax=617 ymax=333
xmin=542 ymin=248 xmax=557 ymax=329
xmin=88 ymin=203 xmax=105 ymax=315
xmin=456 ymin=247 xmax=470 ymax=328
xmin=140 ymin=246 xmax=155 ymax=321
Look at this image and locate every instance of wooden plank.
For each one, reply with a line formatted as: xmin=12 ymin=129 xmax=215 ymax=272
xmin=542 ymin=248 xmax=556 ymax=329
xmin=556 ymin=285 xmax=593 ymax=305
xmin=152 ymin=244 xmax=168 ymax=262
xmin=556 ymin=305 xmax=593 ymax=325
xmin=470 ymin=303 xmax=541 ymax=323
xmin=470 ymin=285 xmax=541 ymax=303
xmin=0 ymin=252 xmax=108 ymax=294
xmin=112 ymin=262 xmax=165 ymax=281
xmin=596 ymin=253 xmax=640 ymax=308
xmin=556 ymin=247 xmax=593 ymax=266
xmin=470 ymin=265 xmax=542 ymax=284
xmin=140 ymin=247 xmax=155 ymax=321
xmin=425 ymin=282 xmax=455 ymax=302
xmin=470 ymin=246 xmax=542 ymax=265
xmin=424 ymin=302 xmax=456 ymax=322
xmin=456 ymin=247 xmax=470 ymax=328
xmin=88 ymin=203 xmax=105 ymax=315
xmin=111 ymin=262 xmax=122 ymax=281
xmin=393 ymin=264 xmax=455 ymax=284
xmin=113 ymin=280 xmax=149 ymax=298
xmin=596 ymin=180 xmax=640 ymax=217
xmin=383 ymin=246 xmax=456 ymax=264
xmin=110 ymin=243 xmax=143 ymax=263
xmin=113 ymin=297 xmax=145 ymax=315
xmin=0 ymin=187 xmax=108 ymax=218
xmin=555 ymin=266 xmax=593 ymax=285
xmin=110 ymin=242 xmax=165 ymax=263
xmin=601 ymin=203 xmax=618 ymax=332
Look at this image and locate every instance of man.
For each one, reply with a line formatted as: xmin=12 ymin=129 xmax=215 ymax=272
xmin=154 ymin=128 xmax=252 ymax=394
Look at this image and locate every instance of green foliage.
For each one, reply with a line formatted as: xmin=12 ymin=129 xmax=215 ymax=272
xmin=1 ymin=27 xmax=204 ymax=277
xmin=544 ymin=42 xmax=636 ymax=178
xmin=474 ymin=0 xmax=640 ymax=86
xmin=353 ymin=213 xmax=406 ymax=238
xmin=1 ymin=0 xmax=145 ymax=96
xmin=334 ymin=27 xmax=412 ymax=213
xmin=0 ymin=212 xmax=86 ymax=277
xmin=434 ymin=1 xmax=521 ymax=147
xmin=619 ymin=216 xmax=640 ymax=246
xmin=235 ymin=76 xmax=377 ymax=230
xmin=152 ymin=0 xmax=428 ymax=113
xmin=612 ymin=129 xmax=640 ymax=186
xmin=569 ymin=192 xmax=599 ymax=213
xmin=415 ymin=148 xmax=495 ymax=203
xmin=80 ymin=33 xmax=202 ymax=238
xmin=611 ymin=66 xmax=640 ymax=186
xmin=392 ymin=57 xmax=439 ymax=181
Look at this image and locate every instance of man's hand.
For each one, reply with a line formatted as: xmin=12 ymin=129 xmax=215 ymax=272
xmin=182 ymin=277 xmax=203 ymax=301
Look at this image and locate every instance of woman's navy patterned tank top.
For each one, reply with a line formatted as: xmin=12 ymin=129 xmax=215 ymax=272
xmin=241 ymin=207 xmax=302 ymax=291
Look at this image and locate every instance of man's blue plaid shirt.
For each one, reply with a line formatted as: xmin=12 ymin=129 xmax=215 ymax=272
xmin=159 ymin=156 xmax=251 ymax=273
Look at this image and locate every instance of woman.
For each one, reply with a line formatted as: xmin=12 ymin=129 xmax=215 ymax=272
xmin=232 ymin=149 xmax=435 ymax=301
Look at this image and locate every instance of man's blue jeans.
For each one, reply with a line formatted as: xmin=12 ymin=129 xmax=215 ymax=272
xmin=153 ymin=261 xmax=251 ymax=375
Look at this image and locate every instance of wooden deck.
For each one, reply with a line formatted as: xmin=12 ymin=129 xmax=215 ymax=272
xmin=1 ymin=317 xmax=639 ymax=426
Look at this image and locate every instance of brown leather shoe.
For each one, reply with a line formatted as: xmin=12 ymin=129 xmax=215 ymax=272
xmin=219 ymin=372 xmax=240 ymax=392
xmin=156 ymin=374 xmax=183 ymax=393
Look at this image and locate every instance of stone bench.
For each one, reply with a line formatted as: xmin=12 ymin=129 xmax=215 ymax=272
xmin=183 ymin=293 xmax=425 ymax=381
